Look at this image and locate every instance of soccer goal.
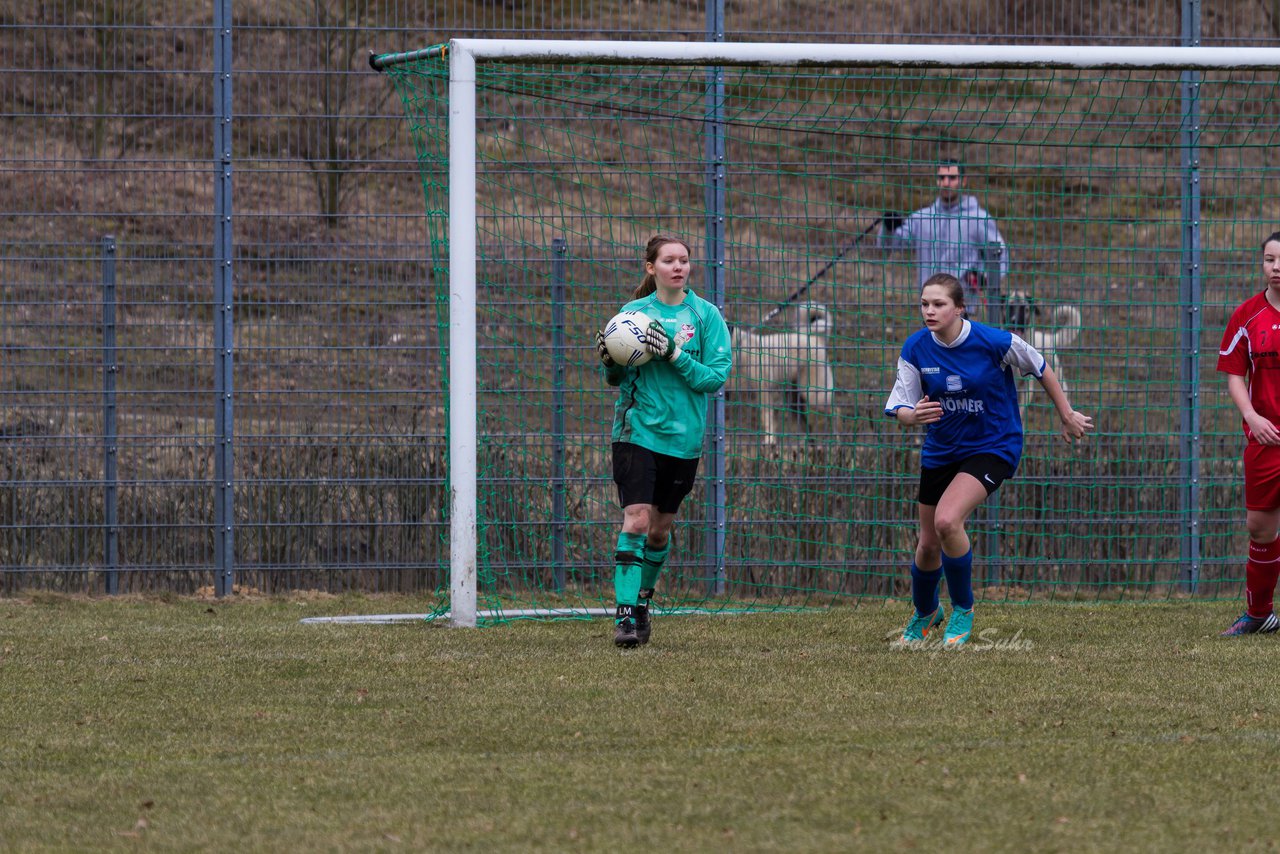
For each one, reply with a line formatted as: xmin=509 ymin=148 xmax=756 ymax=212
xmin=372 ymin=39 xmax=1280 ymax=626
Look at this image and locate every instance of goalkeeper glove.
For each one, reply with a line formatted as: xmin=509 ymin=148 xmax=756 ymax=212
xmin=882 ymin=210 xmax=904 ymax=235
xmin=594 ymin=330 xmax=617 ymax=368
xmin=645 ymin=321 xmax=681 ymax=362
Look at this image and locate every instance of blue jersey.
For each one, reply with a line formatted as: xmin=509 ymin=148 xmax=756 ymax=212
xmin=885 ymin=319 xmax=1044 ymax=468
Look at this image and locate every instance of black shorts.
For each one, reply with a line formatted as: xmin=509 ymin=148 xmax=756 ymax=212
xmin=918 ymin=453 xmax=1015 ymax=506
xmin=612 ymin=442 xmax=700 ymax=513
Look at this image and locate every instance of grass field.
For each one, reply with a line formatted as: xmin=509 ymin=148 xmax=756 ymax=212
xmin=2 ymin=594 xmax=1279 ymax=852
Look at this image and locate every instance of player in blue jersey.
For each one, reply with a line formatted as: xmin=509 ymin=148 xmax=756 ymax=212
xmin=885 ymin=273 xmax=1092 ymax=646
xmin=594 ymin=235 xmax=733 ymax=648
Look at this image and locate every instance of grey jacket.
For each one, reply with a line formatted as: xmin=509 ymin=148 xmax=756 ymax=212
xmin=882 ymin=195 xmax=1009 ymax=287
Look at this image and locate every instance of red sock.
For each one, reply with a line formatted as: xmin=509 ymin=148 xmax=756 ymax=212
xmin=1245 ymin=538 xmax=1280 ymax=618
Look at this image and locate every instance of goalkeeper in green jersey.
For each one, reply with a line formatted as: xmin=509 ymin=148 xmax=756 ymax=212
xmin=594 ymin=235 xmax=732 ymax=648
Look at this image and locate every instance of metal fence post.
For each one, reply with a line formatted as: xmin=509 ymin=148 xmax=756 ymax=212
xmin=982 ymin=241 xmax=1004 ymax=588
xmin=1180 ymin=0 xmax=1203 ymax=593
xmin=551 ymin=238 xmax=568 ymax=592
xmin=704 ymin=0 xmax=728 ymax=597
xmin=101 ymin=236 xmax=119 ymax=595
xmin=213 ymin=0 xmax=235 ymax=597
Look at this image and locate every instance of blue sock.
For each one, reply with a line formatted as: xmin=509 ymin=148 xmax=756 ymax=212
xmin=942 ymin=549 xmax=974 ymax=610
xmin=910 ymin=562 xmax=942 ymax=616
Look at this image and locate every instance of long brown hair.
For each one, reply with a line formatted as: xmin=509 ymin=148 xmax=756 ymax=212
xmin=632 ymin=234 xmax=692 ymax=300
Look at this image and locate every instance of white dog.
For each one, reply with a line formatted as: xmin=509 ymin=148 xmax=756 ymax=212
xmin=727 ymin=303 xmax=836 ymax=444
xmin=1003 ymin=291 xmax=1082 ymax=405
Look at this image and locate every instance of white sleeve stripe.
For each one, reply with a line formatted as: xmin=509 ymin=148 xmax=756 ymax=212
xmin=1220 ymin=326 xmax=1249 ymax=358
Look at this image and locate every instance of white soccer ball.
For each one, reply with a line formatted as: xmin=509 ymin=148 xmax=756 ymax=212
xmin=602 ymin=310 xmax=653 ymax=367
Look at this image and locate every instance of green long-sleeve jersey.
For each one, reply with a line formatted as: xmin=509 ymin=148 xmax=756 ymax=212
xmin=603 ymin=288 xmax=733 ymax=460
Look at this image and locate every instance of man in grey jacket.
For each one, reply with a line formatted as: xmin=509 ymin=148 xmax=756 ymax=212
xmin=881 ymin=159 xmax=1009 ymax=295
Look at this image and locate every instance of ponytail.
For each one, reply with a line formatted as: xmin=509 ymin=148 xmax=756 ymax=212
xmin=632 ymin=272 xmax=657 ymax=300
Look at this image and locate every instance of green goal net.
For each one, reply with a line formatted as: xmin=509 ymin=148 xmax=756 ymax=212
xmin=375 ymin=41 xmax=1280 ymax=622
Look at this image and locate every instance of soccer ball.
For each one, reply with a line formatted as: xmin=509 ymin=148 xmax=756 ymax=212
xmin=602 ymin=310 xmax=653 ymax=367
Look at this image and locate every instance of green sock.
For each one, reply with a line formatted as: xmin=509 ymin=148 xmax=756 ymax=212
xmin=640 ymin=540 xmax=670 ymax=594
xmin=613 ymin=531 xmax=645 ymax=611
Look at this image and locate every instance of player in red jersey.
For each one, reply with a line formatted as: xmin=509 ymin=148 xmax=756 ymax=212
xmin=1217 ymin=231 xmax=1280 ymax=635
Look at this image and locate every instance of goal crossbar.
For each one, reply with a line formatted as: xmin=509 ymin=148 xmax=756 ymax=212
xmin=372 ymin=39 xmax=1280 ymax=72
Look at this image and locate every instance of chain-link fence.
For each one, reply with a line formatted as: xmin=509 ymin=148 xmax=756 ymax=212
xmin=2 ymin=1 xmax=1276 ymax=594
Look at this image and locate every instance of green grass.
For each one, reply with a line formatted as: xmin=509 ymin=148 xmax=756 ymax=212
xmin=2 ymin=595 xmax=1278 ymax=852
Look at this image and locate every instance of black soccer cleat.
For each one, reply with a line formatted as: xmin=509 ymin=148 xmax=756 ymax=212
xmin=633 ymin=603 xmax=651 ymax=645
xmin=614 ymin=604 xmax=639 ymax=648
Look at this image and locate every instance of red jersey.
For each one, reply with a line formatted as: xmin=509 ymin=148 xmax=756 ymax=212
xmin=1218 ymin=291 xmax=1280 ymax=442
